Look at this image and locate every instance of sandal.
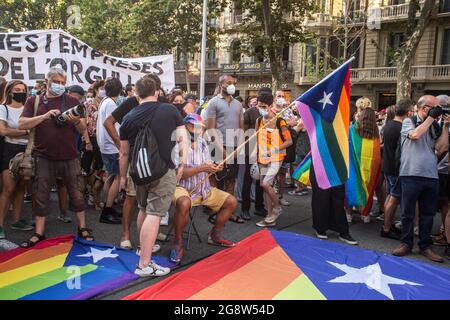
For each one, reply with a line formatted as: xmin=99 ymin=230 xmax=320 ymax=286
xmin=229 ymin=214 xmax=245 ymax=224
xmin=208 ymin=215 xmax=217 ymax=224
xmin=57 ymin=214 xmax=72 ymax=223
xmin=78 ymin=228 xmax=94 ymax=241
xmin=20 ymin=233 xmax=46 ymax=248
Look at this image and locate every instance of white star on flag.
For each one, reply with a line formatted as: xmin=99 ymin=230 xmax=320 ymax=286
xmin=318 ymin=91 xmax=334 ymax=111
xmin=77 ymin=247 xmax=119 ymax=264
xmin=327 ymin=261 xmax=422 ymax=300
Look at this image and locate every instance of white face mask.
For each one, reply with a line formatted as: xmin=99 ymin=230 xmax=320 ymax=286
xmin=97 ymin=89 xmax=106 ymax=98
xmin=276 ymin=98 xmax=286 ymax=107
xmin=226 ymin=84 xmax=236 ymax=96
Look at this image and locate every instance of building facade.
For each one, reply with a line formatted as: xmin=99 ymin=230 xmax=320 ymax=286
xmin=296 ymin=0 xmax=450 ymax=108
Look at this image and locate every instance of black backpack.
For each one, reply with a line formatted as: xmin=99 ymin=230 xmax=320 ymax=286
xmin=129 ymin=104 xmax=168 ymax=186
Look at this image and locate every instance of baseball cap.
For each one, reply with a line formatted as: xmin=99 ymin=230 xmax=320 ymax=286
xmin=66 ymin=85 xmax=85 ymax=96
xmin=183 ymin=113 xmax=206 ymax=127
xmin=184 ymin=93 xmax=197 ymax=101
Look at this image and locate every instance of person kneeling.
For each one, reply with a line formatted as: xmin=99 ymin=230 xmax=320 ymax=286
xmin=170 ymin=114 xmax=237 ymax=264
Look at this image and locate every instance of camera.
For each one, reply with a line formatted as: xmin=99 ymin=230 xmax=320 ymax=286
xmin=442 ymin=105 xmax=450 ymax=115
xmin=53 ymin=104 xmax=86 ymax=127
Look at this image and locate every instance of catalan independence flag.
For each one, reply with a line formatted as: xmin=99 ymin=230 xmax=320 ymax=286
xmin=124 ymin=230 xmax=450 ymax=300
xmin=295 ymin=60 xmax=352 ymax=189
xmin=0 ymin=236 xmax=175 ymax=300
xmin=292 ymin=152 xmax=311 ymax=186
xmin=346 ymin=123 xmax=382 ymax=215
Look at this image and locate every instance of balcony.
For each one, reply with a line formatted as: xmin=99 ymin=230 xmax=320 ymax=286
xmin=295 ymin=65 xmax=450 ymax=85
xmin=175 ymin=59 xmax=218 ymax=71
xmin=380 ymin=1 xmax=424 ymax=20
xmin=337 ymin=9 xmax=367 ymax=25
xmin=305 ymin=13 xmax=333 ymax=27
xmin=221 ymin=61 xmax=293 ymax=75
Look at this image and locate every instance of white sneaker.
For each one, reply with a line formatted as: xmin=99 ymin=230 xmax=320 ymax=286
xmin=395 ymin=221 xmax=402 ymax=230
xmin=134 ymin=261 xmax=170 ymax=277
xmin=157 ymin=232 xmax=167 ymax=241
xmin=346 ymin=213 xmax=353 ymax=223
xmin=316 ymin=232 xmax=328 ymax=240
xmin=119 ymin=240 xmax=133 ymax=250
xmin=265 ymin=207 xmax=282 ymax=223
xmin=279 ymin=198 xmax=290 ymax=206
xmin=256 ymin=219 xmax=276 ymax=227
xmin=160 ymin=212 xmax=169 ymax=226
xmin=361 ymin=215 xmax=371 ymax=224
xmin=136 ymin=244 xmax=161 ymax=256
xmin=414 ymin=226 xmax=419 ymax=237
xmin=376 ymin=214 xmax=385 ymax=222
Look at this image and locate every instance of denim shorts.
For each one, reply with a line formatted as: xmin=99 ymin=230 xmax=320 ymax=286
xmin=385 ymin=174 xmax=401 ymax=199
xmin=101 ymin=153 xmax=119 ymax=176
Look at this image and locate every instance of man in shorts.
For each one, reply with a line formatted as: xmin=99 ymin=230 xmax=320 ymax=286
xmin=170 ymin=114 xmax=237 ymax=264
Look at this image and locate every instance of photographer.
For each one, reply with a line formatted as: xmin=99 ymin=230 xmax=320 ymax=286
xmin=393 ymin=95 xmax=450 ymax=263
xmin=18 ymin=66 xmax=94 ymax=247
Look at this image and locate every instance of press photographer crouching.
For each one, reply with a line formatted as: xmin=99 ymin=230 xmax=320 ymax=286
xmin=18 ymin=66 xmax=94 ymax=247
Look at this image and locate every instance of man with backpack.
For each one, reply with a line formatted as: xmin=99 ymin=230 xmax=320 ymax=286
xmin=381 ymin=99 xmax=414 ymax=240
xmin=119 ymin=77 xmax=187 ymax=277
xmin=393 ymin=95 xmax=450 ymax=263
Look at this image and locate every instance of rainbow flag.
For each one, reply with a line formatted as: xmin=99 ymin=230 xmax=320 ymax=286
xmin=295 ymin=60 xmax=352 ymax=189
xmin=346 ymin=124 xmax=382 ymax=215
xmin=124 ymin=230 xmax=450 ymax=300
xmin=292 ymin=152 xmax=311 ymax=186
xmin=0 ymin=236 xmax=175 ymax=300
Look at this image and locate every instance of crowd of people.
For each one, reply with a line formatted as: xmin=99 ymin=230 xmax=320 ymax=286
xmin=0 ymin=66 xmax=449 ymax=278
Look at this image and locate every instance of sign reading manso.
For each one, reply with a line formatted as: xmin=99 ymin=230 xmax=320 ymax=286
xmin=0 ymin=29 xmax=175 ymax=91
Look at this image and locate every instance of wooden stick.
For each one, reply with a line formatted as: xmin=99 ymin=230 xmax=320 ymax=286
xmin=188 ymin=102 xmax=297 ymax=196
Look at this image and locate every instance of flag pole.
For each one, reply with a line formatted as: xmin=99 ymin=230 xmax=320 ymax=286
xmin=199 ymin=0 xmax=208 ymax=100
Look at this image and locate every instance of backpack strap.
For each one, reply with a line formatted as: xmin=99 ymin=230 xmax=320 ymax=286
xmin=24 ymin=95 xmax=40 ymax=156
xmin=276 ymin=117 xmax=287 ymax=142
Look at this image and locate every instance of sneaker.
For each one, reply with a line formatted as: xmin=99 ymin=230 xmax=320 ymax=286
xmin=288 ymin=189 xmax=309 ymax=196
xmin=370 ymin=210 xmax=383 ymax=217
xmin=157 ymin=232 xmax=167 ymax=241
xmin=169 ymin=242 xmax=184 ymax=263
xmin=279 ymin=198 xmax=290 ymax=206
xmin=119 ymin=240 xmax=133 ymax=250
xmin=256 ymin=219 xmax=276 ymax=227
xmin=51 ymin=185 xmax=57 ymax=192
xmin=0 ymin=226 xmax=5 ymax=239
xmin=240 ymin=210 xmax=252 ymax=221
xmin=266 ymin=207 xmax=282 ymax=223
xmin=160 ymin=212 xmax=169 ymax=226
xmin=414 ymin=226 xmax=419 ymax=237
xmin=208 ymin=230 xmax=236 ymax=247
xmin=376 ymin=214 xmax=385 ymax=222
xmin=361 ymin=215 xmax=371 ymax=224
xmin=394 ymin=221 xmax=402 ymax=230
xmin=346 ymin=213 xmax=353 ymax=223
xmin=57 ymin=214 xmax=72 ymax=224
xmin=24 ymin=194 xmax=32 ymax=203
xmin=10 ymin=219 xmax=34 ymax=231
xmin=136 ymin=244 xmax=161 ymax=256
xmin=134 ymin=261 xmax=171 ymax=277
xmin=339 ymin=234 xmax=358 ymax=245
xmin=316 ymin=231 xmax=328 ymax=240
xmin=88 ymin=195 xmax=95 ymax=206
xmin=431 ymin=232 xmax=447 ymax=246
xmin=380 ymin=228 xmax=400 ymax=240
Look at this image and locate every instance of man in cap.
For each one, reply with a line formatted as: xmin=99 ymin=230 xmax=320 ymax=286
xmin=170 ymin=114 xmax=237 ymax=264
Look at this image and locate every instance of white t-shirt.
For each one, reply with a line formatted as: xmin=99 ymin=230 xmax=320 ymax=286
xmin=96 ymin=98 xmax=120 ymax=154
xmin=0 ymin=104 xmax=28 ymax=145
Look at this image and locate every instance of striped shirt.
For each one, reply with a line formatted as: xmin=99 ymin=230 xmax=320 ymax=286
xmin=178 ymin=138 xmax=212 ymax=200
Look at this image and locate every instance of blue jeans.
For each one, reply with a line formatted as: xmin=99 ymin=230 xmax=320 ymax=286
xmin=400 ymin=176 xmax=439 ymax=251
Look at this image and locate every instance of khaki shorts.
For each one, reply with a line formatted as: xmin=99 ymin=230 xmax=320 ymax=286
xmin=126 ymin=169 xmax=136 ymax=197
xmin=259 ymin=161 xmax=282 ymax=186
xmin=136 ymin=169 xmax=177 ymax=217
xmin=173 ymin=187 xmax=230 ymax=213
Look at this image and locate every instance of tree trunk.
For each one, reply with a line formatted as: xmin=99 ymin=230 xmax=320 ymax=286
xmin=261 ymin=0 xmax=281 ymax=93
xmin=268 ymin=48 xmax=281 ymax=92
xmin=396 ymin=0 xmax=435 ymax=100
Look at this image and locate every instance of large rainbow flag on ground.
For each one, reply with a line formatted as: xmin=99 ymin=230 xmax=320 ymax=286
xmin=346 ymin=123 xmax=382 ymax=215
xmin=295 ymin=60 xmax=352 ymax=189
xmin=125 ymin=230 xmax=450 ymax=300
xmin=0 ymin=236 xmax=175 ymax=300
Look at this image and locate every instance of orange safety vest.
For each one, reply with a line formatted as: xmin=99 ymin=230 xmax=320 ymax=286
xmin=257 ymin=118 xmax=287 ymax=165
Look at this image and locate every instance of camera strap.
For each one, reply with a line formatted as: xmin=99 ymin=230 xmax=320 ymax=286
xmin=25 ymin=95 xmax=40 ymax=156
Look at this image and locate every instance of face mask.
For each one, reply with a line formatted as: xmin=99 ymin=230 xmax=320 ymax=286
xmin=174 ymin=103 xmax=186 ymax=112
xmin=276 ymin=98 xmax=286 ymax=107
xmin=12 ymin=92 xmax=27 ymax=104
xmin=86 ymin=98 xmax=94 ymax=105
xmin=259 ymin=108 xmax=269 ymax=118
xmin=225 ymin=84 xmax=236 ymax=96
xmin=31 ymin=89 xmax=41 ymax=97
xmin=49 ymin=82 xmax=66 ymax=96
xmin=97 ymin=89 xmax=106 ymax=99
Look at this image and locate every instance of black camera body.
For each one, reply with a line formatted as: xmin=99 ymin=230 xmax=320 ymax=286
xmin=442 ymin=105 xmax=450 ymax=115
xmin=53 ymin=104 xmax=86 ymax=127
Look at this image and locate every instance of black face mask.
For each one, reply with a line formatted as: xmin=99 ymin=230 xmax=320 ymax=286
xmin=12 ymin=92 xmax=27 ymax=104
xmin=158 ymin=95 xmax=168 ymax=103
xmin=173 ymin=103 xmax=187 ymax=112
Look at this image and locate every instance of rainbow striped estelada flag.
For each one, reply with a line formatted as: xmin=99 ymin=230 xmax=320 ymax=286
xmin=295 ymin=59 xmax=352 ymax=189
xmin=345 ymin=123 xmax=382 ymax=215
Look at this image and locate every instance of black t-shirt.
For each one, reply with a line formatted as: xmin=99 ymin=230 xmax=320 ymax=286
xmin=382 ymin=119 xmax=403 ymax=175
xmin=120 ymin=102 xmax=184 ymax=169
xmin=112 ymin=96 xmax=139 ymax=124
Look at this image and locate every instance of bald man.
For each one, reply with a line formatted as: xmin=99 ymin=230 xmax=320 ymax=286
xmin=393 ymin=95 xmax=450 ymax=263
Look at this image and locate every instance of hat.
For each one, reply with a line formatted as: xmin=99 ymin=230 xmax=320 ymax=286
xmin=66 ymin=85 xmax=85 ymax=96
xmin=184 ymin=113 xmax=206 ymax=127
xmin=184 ymin=93 xmax=197 ymax=101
